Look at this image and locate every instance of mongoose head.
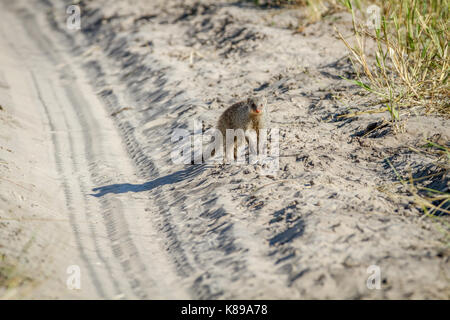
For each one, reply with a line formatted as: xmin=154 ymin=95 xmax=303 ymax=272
xmin=247 ymin=96 xmax=266 ymax=115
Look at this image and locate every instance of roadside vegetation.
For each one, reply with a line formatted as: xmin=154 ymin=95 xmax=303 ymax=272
xmin=0 ymin=233 xmax=36 ymax=299
xmin=0 ymin=254 xmax=34 ymax=299
xmin=331 ymin=0 xmax=448 ymax=234
xmin=251 ymin=0 xmax=449 ymax=235
xmin=337 ymin=0 xmax=448 ymax=123
xmin=253 ymin=0 xmax=449 ymax=121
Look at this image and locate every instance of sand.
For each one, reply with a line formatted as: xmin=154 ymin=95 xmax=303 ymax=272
xmin=0 ymin=0 xmax=448 ymax=299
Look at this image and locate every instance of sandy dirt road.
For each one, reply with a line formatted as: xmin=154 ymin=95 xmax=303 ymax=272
xmin=0 ymin=1 xmax=187 ymax=299
xmin=0 ymin=0 xmax=448 ymax=299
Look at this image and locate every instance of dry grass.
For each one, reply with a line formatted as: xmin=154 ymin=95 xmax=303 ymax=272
xmin=249 ymin=0 xmax=449 ymax=211
xmin=262 ymin=0 xmax=450 ymax=226
xmin=336 ymin=0 xmax=449 ymax=125
xmin=333 ymin=0 xmax=449 ymax=228
xmin=0 ymin=256 xmax=34 ymax=299
xmin=252 ymin=0 xmax=306 ymax=6
xmin=252 ymin=0 xmax=346 ymax=22
xmin=0 ymin=261 xmax=35 ymax=299
xmin=252 ymin=0 xmax=449 ymax=123
xmin=0 ymin=237 xmax=37 ymax=299
xmin=378 ymin=141 xmax=449 ymax=240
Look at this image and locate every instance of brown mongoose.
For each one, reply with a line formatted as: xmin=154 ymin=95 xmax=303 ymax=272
xmin=216 ymin=96 xmax=267 ymax=159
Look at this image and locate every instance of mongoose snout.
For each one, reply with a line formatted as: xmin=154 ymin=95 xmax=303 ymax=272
xmin=248 ymin=97 xmax=264 ymax=114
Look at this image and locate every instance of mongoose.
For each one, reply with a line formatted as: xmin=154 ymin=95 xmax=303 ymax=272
xmin=216 ymin=96 xmax=267 ymax=160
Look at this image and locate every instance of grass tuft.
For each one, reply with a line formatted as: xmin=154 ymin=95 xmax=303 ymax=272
xmin=0 ymin=237 xmax=37 ymax=299
xmin=0 ymin=255 xmax=34 ymax=299
xmin=379 ymin=141 xmax=449 ymax=241
xmin=337 ymin=0 xmax=449 ymax=125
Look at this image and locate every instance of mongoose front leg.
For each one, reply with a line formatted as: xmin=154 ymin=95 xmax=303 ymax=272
xmin=257 ymin=129 xmax=261 ymax=155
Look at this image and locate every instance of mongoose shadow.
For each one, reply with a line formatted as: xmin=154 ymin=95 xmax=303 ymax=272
xmin=90 ymin=164 xmax=208 ymax=197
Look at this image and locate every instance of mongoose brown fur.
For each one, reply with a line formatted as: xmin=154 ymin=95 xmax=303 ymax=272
xmin=216 ymin=96 xmax=267 ymax=159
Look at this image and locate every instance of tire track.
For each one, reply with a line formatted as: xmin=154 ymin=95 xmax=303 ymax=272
xmin=26 ymin=0 xmax=450 ymax=299
xmin=0 ymin=9 xmax=107 ymax=297
xmin=2 ymin=1 xmax=184 ymax=298
xmin=36 ymin=0 xmax=297 ymax=298
xmin=29 ymin=71 xmax=108 ymax=298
